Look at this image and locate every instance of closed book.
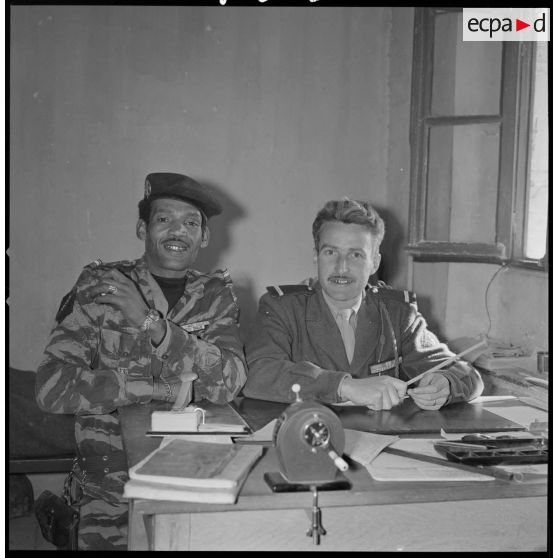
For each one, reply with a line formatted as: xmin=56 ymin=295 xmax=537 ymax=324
xmin=148 ymin=401 xmax=252 ymax=435
xmin=123 ymin=479 xmax=238 ymax=504
xmin=128 ymin=439 xmax=264 ymax=490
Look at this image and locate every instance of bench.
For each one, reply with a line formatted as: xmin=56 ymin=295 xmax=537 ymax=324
xmin=9 ymin=368 xmax=76 ymax=475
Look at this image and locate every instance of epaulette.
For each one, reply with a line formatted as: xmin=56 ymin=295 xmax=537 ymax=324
xmin=206 ymin=268 xmax=238 ymax=303
xmin=83 ymin=259 xmax=136 ymax=273
xmin=366 ymin=281 xmax=417 ymax=305
xmin=218 ymin=268 xmax=233 ymax=286
xmin=266 ymin=284 xmax=314 ymax=297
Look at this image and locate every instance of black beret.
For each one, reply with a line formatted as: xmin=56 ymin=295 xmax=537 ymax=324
xmin=144 ymin=172 xmax=222 ymax=218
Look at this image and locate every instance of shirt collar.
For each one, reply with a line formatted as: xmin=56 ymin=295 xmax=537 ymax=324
xmin=321 ymin=288 xmax=363 ymax=319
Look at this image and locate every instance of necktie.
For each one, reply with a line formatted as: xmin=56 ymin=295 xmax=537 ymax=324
xmin=337 ymin=309 xmax=355 ymax=364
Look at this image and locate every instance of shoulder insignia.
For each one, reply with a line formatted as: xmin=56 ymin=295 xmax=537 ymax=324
xmin=214 ymin=268 xmax=233 ymax=286
xmin=84 ymin=258 xmax=104 ymax=270
xmin=213 ymin=268 xmax=239 ymax=303
xmin=55 ymin=287 xmax=77 ymax=324
xmin=366 ymin=282 xmax=417 ymax=305
xmin=266 ymin=284 xmax=314 ymax=297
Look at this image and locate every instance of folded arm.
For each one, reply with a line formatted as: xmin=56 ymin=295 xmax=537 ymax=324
xmin=36 ymin=283 xmax=246 ymax=415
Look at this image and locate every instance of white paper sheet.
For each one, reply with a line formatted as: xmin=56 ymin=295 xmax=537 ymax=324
xmin=482 ymin=405 xmax=547 ymax=429
xmin=343 ymin=429 xmax=398 ymax=465
xmin=365 ymin=438 xmax=491 ymax=482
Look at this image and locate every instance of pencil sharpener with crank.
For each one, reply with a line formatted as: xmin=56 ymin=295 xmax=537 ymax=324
xmin=273 ymin=384 xmax=346 ymax=484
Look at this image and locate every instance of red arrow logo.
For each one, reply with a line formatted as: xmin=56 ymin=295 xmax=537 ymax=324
xmin=516 ymin=18 xmax=530 ymax=31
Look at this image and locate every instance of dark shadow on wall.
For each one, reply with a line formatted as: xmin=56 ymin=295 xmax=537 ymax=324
xmin=193 ymin=179 xmax=258 ymax=343
xmin=414 ymin=294 xmax=443 ymax=338
xmin=233 ymin=280 xmax=259 ymax=346
xmin=371 ymin=205 xmax=405 ymax=285
xmin=373 ymin=206 xmax=444 ymax=334
xmin=194 ymin=179 xmax=246 ymax=274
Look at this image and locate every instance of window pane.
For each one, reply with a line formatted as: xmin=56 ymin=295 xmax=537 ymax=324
xmin=524 ymin=43 xmax=548 ymax=260
xmin=425 ymin=124 xmax=500 ymax=243
xmin=431 ymin=12 xmax=502 ymax=116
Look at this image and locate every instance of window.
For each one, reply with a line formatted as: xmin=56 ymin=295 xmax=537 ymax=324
xmin=407 ymin=8 xmax=548 ymax=270
xmin=522 ymin=42 xmax=548 ymax=262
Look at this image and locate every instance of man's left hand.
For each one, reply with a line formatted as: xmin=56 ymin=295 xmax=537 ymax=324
xmin=407 ymin=373 xmax=450 ymax=410
xmin=87 ymin=269 xmax=150 ymax=329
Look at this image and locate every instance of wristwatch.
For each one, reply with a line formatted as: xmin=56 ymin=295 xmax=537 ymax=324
xmin=141 ymin=309 xmax=161 ymax=332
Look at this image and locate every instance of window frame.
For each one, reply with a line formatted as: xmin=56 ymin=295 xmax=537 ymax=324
xmin=406 ymin=7 xmax=547 ymax=271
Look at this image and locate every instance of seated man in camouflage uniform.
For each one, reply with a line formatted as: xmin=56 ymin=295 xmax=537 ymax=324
xmin=243 ymin=199 xmax=483 ymax=409
xmin=36 ymin=172 xmax=247 ymax=550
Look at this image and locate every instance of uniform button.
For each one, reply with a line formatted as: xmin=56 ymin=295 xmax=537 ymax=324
xmin=122 ymin=351 xmax=129 ymax=357
xmin=162 ymin=354 xmax=169 ymax=360
xmin=102 ymin=455 xmax=108 ymax=461
xmin=103 ymin=468 xmax=109 ymax=474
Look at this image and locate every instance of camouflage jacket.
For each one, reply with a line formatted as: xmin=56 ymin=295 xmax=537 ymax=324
xmin=36 ymin=256 xmax=247 ymax=460
xmin=243 ymin=282 xmax=484 ymax=405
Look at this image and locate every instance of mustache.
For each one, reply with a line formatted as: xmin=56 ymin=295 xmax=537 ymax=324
xmin=162 ymin=236 xmax=191 ymax=248
xmin=328 ymin=275 xmax=354 ymax=280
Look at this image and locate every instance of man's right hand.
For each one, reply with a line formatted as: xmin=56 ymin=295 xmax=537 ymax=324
xmin=339 ymin=375 xmax=407 ymax=410
xmin=153 ymin=372 xmax=199 ymax=403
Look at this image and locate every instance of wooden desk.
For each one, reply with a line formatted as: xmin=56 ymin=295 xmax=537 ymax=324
xmin=120 ymin=399 xmax=548 ymax=551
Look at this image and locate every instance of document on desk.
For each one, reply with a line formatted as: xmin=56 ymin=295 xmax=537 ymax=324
xmin=365 ymin=438 xmax=492 ymax=482
xmin=481 ymin=405 xmax=547 ymax=429
xmin=343 ymin=429 xmax=398 ymax=465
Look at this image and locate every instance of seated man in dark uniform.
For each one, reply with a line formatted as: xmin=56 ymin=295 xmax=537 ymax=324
xmin=243 ymin=199 xmax=483 ymax=410
xmin=35 ymin=173 xmax=247 ymax=550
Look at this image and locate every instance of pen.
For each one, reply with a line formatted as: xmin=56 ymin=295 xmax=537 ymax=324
xmin=406 ymin=339 xmax=487 ymax=387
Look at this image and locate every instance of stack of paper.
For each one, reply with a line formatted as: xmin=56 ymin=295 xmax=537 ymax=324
xmin=124 ymin=439 xmax=264 ymax=503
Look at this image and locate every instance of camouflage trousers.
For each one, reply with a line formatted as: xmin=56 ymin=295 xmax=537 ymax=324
xmin=73 ymin=463 xmax=129 ymax=550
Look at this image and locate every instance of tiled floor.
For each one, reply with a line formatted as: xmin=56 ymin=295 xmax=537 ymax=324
xmin=9 ymin=514 xmax=57 ymax=551
xmin=9 ymin=473 xmax=64 ymax=551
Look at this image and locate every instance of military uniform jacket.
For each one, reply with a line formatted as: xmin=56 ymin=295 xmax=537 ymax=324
xmin=36 ymin=256 xmax=247 ymax=481
xmin=243 ymin=283 xmax=483 ymax=405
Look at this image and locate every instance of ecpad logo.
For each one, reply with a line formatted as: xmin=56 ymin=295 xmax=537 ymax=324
xmin=463 ymin=8 xmax=549 ymax=41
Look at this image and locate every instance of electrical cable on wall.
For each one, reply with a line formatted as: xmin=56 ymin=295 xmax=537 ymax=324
xmin=477 ymin=262 xmax=530 ymax=362
xmin=483 ymin=262 xmax=509 ymax=339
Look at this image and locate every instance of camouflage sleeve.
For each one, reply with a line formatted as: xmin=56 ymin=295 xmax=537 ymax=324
xmin=397 ymin=303 xmax=484 ymax=403
xmin=152 ymin=279 xmax=247 ymax=404
xmin=243 ymin=294 xmax=346 ymax=404
xmin=35 ymin=274 xmax=153 ymax=416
